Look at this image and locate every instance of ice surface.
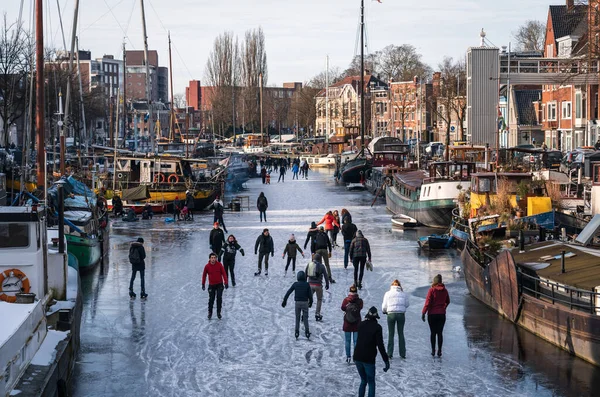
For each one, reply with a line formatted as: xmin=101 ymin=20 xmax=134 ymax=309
xmin=72 ymin=169 xmax=600 ymax=397
xmin=30 ymin=330 xmax=69 ymax=365
xmin=0 ymin=302 xmax=37 ymax=346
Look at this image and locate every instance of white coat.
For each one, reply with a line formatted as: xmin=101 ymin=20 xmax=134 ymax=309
xmin=382 ymin=286 xmax=409 ymax=313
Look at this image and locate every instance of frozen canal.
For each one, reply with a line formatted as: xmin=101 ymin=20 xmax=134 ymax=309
xmin=73 ymin=169 xmax=599 ymax=397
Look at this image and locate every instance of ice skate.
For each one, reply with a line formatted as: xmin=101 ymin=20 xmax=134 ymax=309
xmin=140 ymin=292 xmax=148 ymax=299
xmin=208 ymin=312 xmax=212 ymax=320
xmin=315 ymin=314 xmax=323 ymax=322
xmin=217 ymin=313 xmax=222 ymax=320
xmin=305 ymin=331 xmax=311 ymax=339
xmin=295 ymin=330 xmax=299 ymax=339
xmin=265 ymin=271 xmax=268 ymax=276
xmin=129 ymin=289 xmax=136 ymax=299
xmin=254 ymin=270 xmax=261 ymax=276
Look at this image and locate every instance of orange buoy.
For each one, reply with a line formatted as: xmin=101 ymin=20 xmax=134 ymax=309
xmin=168 ymin=174 xmax=180 ymax=183
xmin=0 ymin=269 xmax=31 ymax=303
xmin=153 ymin=173 xmax=165 ymax=183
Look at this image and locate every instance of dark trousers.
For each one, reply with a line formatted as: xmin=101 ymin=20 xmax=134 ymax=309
xmin=213 ymin=244 xmax=224 ymax=262
xmin=293 ymin=171 xmax=298 ymax=179
xmin=428 ymin=314 xmax=446 ymax=352
xmin=353 ymin=256 xmax=367 ymax=283
xmin=295 ymin=301 xmax=309 ymax=333
xmin=224 ymin=260 xmax=236 ymax=286
xmin=129 ymin=268 xmax=145 ymax=293
xmin=261 ymin=175 xmax=266 ymax=184
xmin=213 ymin=214 xmax=227 ymax=232
xmin=259 ymin=210 xmax=267 ymax=222
xmin=285 ymin=256 xmax=296 ymax=272
xmin=208 ymin=283 xmax=224 ymax=315
xmin=278 ymin=173 xmax=285 ymax=182
xmin=344 ymin=241 xmax=351 ymax=269
xmin=355 ymin=361 xmax=376 ymax=397
xmin=258 ymin=252 xmax=270 ymax=271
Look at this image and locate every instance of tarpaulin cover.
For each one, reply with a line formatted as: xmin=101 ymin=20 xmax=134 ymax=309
xmin=122 ymin=185 xmax=150 ymax=201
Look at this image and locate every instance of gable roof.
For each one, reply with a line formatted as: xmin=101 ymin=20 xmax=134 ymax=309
xmin=514 ymin=90 xmax=541 ymax=127
xmin=316 ymin=74 xmax=387 ymax=97
xmin=549 ymin=5 xmax=587 ymax=42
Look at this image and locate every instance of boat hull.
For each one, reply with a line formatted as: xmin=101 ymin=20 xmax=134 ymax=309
xmin=462 ymin=244 xmax=600 ymax=366
xmin=66 ymin=234 xmax=102 ymax=272
xmin=341 ymin=159 xmax=370 ymax=184
xmin=385 ymin=185 xmax=455 ymax=228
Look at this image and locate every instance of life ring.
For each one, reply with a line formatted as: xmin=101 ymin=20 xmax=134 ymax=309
xmin=153 ymin=173 xmax=165 ymax=183
xmin=0 ymin=269 xmax=31 ymax=303
xmin=168 ymin=174 xmax=180 ymax=183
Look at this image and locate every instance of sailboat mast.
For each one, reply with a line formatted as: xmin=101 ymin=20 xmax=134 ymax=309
xmin=168 ymin=32 xmax=175 ymax=142
xmin=140 ymin=0 xmax=153 ymax=153
xmin=359 ymin=0 xmax=365 ymax=153
xmin=62 ymin=0 xmax=80 ymax=175
xmin=326 ymin=55 xmax=329 ymax=144
xmin=35 ymin=0 xmax=45 ymax=188
xmin=259 ymin=72 xmax=264 ymax=147
xmin=122 ymin=42 xmax=127 ymax=147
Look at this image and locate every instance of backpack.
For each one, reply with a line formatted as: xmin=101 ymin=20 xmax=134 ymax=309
xmin=315 ymin=232 xmax=329 ymax=248
xmin=258 ymin=196 xmax=267 ymax=207
xmin=345 ymin=300 xmax=361 ymax=324
xmin=306 ymin=261 xmax=321 ymax=278
xmin=129 ymin=246 xmax=141 ymax=264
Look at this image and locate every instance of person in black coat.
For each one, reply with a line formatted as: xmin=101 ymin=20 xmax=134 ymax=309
xmin=341 ymin=218 xmax=358 ymax=269
xmin=128 ymin=238 xmax=147 ymax=298
xmin=257 ymin=192 xmax=268 ymax=222
xmin=112 ymin=195 xmax=123 ymax=218
xmin=282 ymin=270 xmax=313 ymax=339
xmin=173 ymin=196 xmax=182 ymax=221
xmin=209 ymin=222 xmax=226 ymax=261
xmin=278 ymin=164 xmax=286 ymax=183
xmin=260 ymin=167 xmax=267 ymax=184
xmin=254 ymin=228 xmax=274 ymax=276
xmin=185 ymin=190 xmax=195 ymax=220
xmin=220 ymin=235 xmax=244 ymax=287
xmin=210 ymin=196 xmax=227 ymax=233
xmin=353 ymin=307 xmax=390 ymax=397
xmin=303 ymin=221 xmax=319 ymax=255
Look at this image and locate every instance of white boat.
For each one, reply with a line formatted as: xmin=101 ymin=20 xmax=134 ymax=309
xmin=0 ymin=206 xmax=82 ymax=395
xmin=299 ymin=154 xmax=336 ymax=168
xmin=391 ymin=214 xmax=418 ymax=228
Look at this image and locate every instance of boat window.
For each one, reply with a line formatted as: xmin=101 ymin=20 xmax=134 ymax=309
xmin=0 ymin=223 xmax=30 ymax=248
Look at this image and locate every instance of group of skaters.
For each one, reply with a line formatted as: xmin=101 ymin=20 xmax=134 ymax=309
xmin=128 ymin=185 xmax=451 ymax=397
xmin=259 ymin=156 xmax=311 ymax=184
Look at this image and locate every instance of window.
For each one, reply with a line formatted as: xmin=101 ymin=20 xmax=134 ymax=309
xmin=576 ymin=92 xmax=582 ymax=118
xmin=546 ymin=43 xmax=554 ymax=57
xmin=0 ymin=223 xmax=30 ymax=248
xmin=562 ymin=101 xmax=572 ymax=119
xmin=547 ymin=102 xmax=557 ymax=121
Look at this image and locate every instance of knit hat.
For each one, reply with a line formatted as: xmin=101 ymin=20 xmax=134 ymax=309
xmin=365 ymin=306 xmax=380 ymax=319
xmin=137 ymin=237 xmax=144 ymax=243
xmin=349 ymin=285 xmax=357 ymax=293
xmin=319 ymin=225 xmax=325 ymax=230
xmin=313 ymin=253 xmax=323 ymax=263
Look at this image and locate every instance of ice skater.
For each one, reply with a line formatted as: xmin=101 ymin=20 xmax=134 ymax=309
xmin=202 ymin=253 xmax=228 ymax=320
xmin=341 ymin=217 xmax=357 ymax=270
xmin=422 ymin=274 xmax=450 ymax=357
xmin=185 ymin=190 xmax=195 ymax=220
xmin=210 ymin=196 xmax=228 ymax=233
xmin=128 ymin=237 xmax=147 ymax=299
xmin=209 ymin=221 xmax=226 ymax=262
xmin=305 ymin=253 xmax=329 ymax=322
xmin=254 ymin=228 xmax=274 ymax=276
xmin=220 ymin=235 xmax=244 ymax=287
xmin=382 ymin=279 xmax=409 ymax=359
xmin=349 ymin=230 xmax=371 ymax=290
xmin=282 ymin=234 xmax=305 ymax=276
xmin=341 ymin=284 xmax=363 ymax=363
xmin=292 ymin=162 xmax=299 ymax=179
xmin=257 ymin=192 xmax=268 ymax=222
xmin=314 ymin=226 xmax=335 ymax=284
xmin=281 ymin=270 xmax=313 ymax=339
xmin=303 ymin=221 xmax=319 ymax=256
xmin=278 ymin=164 xmax=286 ymax=182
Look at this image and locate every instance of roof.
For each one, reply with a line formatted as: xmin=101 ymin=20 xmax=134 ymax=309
xmin=511 ymin=242 xmax=600 ymax=290
xmin=393 ymin=170 xmax=426 ymax=189
xmin=316 ymin=74 xmax=387 ymax=97
xmin=549 ymin=5 xmax=588 ymax=43
xmin=514 ymin=90 xmax=541 ymax=127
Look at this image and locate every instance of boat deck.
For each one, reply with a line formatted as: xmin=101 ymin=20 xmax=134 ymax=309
xmin=511 ymin=242 xmax=600 ymax=289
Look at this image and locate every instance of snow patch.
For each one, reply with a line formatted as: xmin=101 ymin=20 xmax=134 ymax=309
xmin=0 ymin=302 xmax=37 ymax=346
xmin=10 ymin=389 xmax=21 ymax=395
xmin=30 ymin=330 xmax=69 ymax=366
xmin=46 ymin=300 xmax=75 ymax=316
xmin=67 ymin=266 xmax=79 ymax=301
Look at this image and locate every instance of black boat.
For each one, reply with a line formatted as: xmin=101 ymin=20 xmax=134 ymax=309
xmin=341 ymin=157 xmax=371 ymax=184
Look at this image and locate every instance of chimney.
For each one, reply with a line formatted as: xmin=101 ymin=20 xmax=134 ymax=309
xmin=566 ymin=0 xmax=574 ymax=10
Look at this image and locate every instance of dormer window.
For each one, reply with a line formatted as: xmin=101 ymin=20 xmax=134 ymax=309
xmin=557 ymin=35 xmax=579 ymax=58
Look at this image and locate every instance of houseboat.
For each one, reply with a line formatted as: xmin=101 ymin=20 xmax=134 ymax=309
xmin=385 ymin=161 xmax=475 ymax=228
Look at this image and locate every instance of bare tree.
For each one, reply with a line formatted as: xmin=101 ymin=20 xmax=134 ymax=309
xmin=343 ymin=53 xmax=379 ymax=77
xmin=173 ymin=93 xmax=186 ymax=109
xmin=430 ymin=57 xmax=462 ymax=160
xmin=0 ymin=15 xmax=33 ymax=147
xmin=378 ymin=44 xmax=432 ymax=82
xmin=308 ymin=67 xmax=342 ymax=90
xmin=512 ymin=20 xmax=545 ymax=52
xmin=240 ymin=27 xmax=268 ymax=135
xmin=291 ymin=85 xmax=319 ymax=137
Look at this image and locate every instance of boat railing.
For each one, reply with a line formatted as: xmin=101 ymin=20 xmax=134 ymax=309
xmin=517 ymin=268 xmax=600 ymax=315
xmin=465 ymin=238 xmax=496 ymax=267
xmin=451 ymin=207 xmax=469 ymax=233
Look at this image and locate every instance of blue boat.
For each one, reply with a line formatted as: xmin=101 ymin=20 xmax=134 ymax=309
xmin=418 ymin=234 xmax=453 ymax=250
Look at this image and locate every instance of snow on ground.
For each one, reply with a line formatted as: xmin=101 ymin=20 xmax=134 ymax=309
xmin=46 ymin=300 xmax=75 ymax=316
xmin=0 ymin=302 xmax=38 ymax=346
xmin=67 ymin=265 xmax=79 ymax=300
xmin=30 ymin=330 xmax=69 ymax=365
xmin=72 ymin=169 xmax=600 ymax=397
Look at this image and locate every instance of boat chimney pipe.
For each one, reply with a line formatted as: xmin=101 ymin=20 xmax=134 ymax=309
xmin=561 ymin=250 xmax=566 ymax=273
xmin=519 ymin=230 xmax=525 ymax=252
xmin=484 ymin=143 xmax=489 ymax=170
xmin=58 ymin=185 xmax=65 ymax=254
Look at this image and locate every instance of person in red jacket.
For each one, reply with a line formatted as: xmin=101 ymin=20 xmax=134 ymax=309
xmin=421 ymin=274 xmax=450 ymax=357
xmin=202 ymin=253 xmax=228 ymax=320
xmin=317 ymin=211 xmax=340 ymax=243
xmin=341 ymin=284 xmax=363 ymax=363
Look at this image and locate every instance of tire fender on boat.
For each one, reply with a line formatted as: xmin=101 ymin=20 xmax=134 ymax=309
xmin=0 ymin=269 xmax=31 ymax=303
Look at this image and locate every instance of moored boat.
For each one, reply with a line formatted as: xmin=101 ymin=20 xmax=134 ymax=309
xmin=418 ymin=234 xmax=453 ymax=249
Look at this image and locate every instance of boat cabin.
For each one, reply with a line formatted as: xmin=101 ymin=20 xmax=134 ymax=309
xmin=469 ymin=172 xmax=533 ymax=217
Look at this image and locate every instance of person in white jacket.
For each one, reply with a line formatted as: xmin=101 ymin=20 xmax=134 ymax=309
xmin=382 ymin=279 xmax=409 ymax=359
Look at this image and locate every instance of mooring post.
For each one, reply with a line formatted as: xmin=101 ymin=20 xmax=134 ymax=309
xmin=519 ymin=230 xmax=525 ymax=252
xmin=561 ymin=250 xmax=566 ymax=274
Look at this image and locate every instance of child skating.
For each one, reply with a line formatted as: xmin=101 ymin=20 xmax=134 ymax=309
xmin=282 ymin=271 xmax=313 ymax=339
xmin=282 ymin=234 xmax=305 ymax=277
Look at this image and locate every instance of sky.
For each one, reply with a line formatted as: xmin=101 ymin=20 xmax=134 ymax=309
xmin=5 ymin=0 xmax=552 ymax=96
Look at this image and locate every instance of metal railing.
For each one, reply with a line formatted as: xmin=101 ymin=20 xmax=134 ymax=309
xmin=499 ymin=58 xmax=600 ymax=75
xmin=465 ymin=238 xmax=495 ymax=267
xmin=517 ymin=268 xmax=600 ymax=315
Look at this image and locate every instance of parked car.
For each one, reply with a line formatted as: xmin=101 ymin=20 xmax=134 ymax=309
xmin=560 ymin=148 xmax=595 ymax=174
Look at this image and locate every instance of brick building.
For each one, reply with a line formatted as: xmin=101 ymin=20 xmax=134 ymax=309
xmin=125 ymin=50 xmax=168 ymax=103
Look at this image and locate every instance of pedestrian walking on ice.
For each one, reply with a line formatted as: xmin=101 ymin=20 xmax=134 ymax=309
xmin=282 ymin=270 xmax=313 ymax=339
xmin=422 ymin=274 xmax=450 ymax=357
xmin=341 ymin=217 xmax=357 ymax=269
xmin=128 ymin=237 xmax=147 ymax=299
xmin=260 ymin=167 xmax=267 ymax=184
xmin=353 ymin=307 xmax=390 ymax=397
xmin=342 ymin=284 xmax=363 ymax=363
xmin=210 ymin=196 xmax=228 ymax=233
xmin=382 ymin=279 xmax=409 ymax=359
xmin=283 ymin=234 xmax=305 ymax=276
xmin=349 ymin=230 xmax=371 ymax=290
xmin=305 ymin=253 xmax=329 ymax=322
xmin=303 ymin=221 xmax=319 ymax=255
xmin=185 ymin=190 xmax=195 ymax=220
xmin=202 ymin=253 xmax=228 ymax=320
xmin=220 ymin=235 xmax=244 ymax=287
xmin=332 ymin=210 xmax=341 ymax=247
xmin=254 ymin=228 xmax=274 ymax=276
xmin=278 ymin=164 xmax=286 ymax=182
xmin=314 ymin=226 xmax=335 ymax=284
xmin=257 ymin=192 xmax=268 ymax=222
xmin=209 ymin=222 xmax=226 ymax=262
xmin=317 ymin=210 xmax=340 ymax=246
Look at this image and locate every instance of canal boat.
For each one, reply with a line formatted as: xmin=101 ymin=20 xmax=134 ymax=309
xmin=462 ymin=217 xmax=600 ymax=366
xmin=385 ymin=161 xmax=475 ymax=228
xmin=418 ymin=234 xmax=453 ymax=250
xmin=391 ymin=214 xmax=418 ymax=228
xmin=299 ymin=154 xmax=336 ymax=168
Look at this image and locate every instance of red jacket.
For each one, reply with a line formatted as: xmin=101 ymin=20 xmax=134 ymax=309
xmin=422 ymin=284 xmax=450 ymax=315
xmin=317 ymin=213 xmax=339 ymax=231
xmin=202 ymin=261 xmax=227 ymax=286
xmin=341 ymin=294 xmax=363 ymax=332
